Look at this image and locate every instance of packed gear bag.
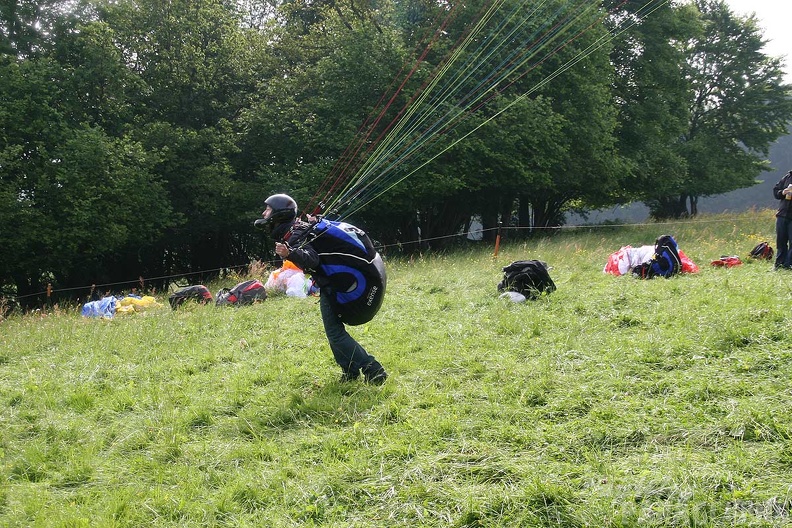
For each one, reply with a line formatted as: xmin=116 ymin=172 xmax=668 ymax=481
xmin=497 ymin=260 xmax=556 ymax=300
xmin=632 ymin=234 xmax=681 ymax=279
xmin=307 ymin=218 xmax=386 ymax=325
xmin=749 ymin=241 xmax=774 ymax=260
xmin=711 ymin=256 xmax=742 ymax=268
xmin=215 ymin=279 xmax=267 ymax=306
xmin=168 ymin=285 xmax=213 ymax=309
xmin=264 ymin=260 xmax=314 ymax=298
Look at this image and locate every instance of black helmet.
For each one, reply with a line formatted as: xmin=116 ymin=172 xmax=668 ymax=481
xmin=262 ymin=193 xmax=298 ymax=226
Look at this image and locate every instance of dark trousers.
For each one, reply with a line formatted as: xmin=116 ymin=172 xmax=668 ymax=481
xmin=775 ymin=216 xmax=792 ymax=268
xmin=319 ymin=288 xmax=376 ymax=374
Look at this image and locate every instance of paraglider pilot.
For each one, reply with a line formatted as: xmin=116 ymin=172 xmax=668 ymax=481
xmin=256 ymin=194 xmax=388 ymax=384
xmin=773 ymin=170 xmax=792 ymax=269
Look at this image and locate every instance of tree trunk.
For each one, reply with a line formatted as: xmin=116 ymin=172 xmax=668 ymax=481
xmin=498 ymin=196 xmax=515 ymax=241
xmin=650 ymin=195 xmax=690 ymax=219
xmin=516 ymin=195 xmax=532 ymax=239
xmin=689 ymin=195 xmax=698 ymax=216
xmin=481 ymin=209 xmax=499 ymax=243
xmin=531 ymin=196 xmax=566 ymax=231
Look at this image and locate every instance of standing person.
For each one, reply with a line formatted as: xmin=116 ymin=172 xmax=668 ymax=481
xmin=256 ymin=194 xmax=388 ymax=384
xmin=773 ymin=170 xmax=792 ymax=269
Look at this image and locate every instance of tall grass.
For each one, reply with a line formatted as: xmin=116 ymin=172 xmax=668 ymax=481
xmin=2 ymin=209 xmax=791 ymax=527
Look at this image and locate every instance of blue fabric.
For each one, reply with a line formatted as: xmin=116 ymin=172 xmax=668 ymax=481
xmin=81 ymin=296 xmax=117 ymax=318
xmin=650 ymin=249 xmax=675 ymax=277
xmin=319 ymin=264 xmax=366 ymax=304
xmin=649 ymin=236 xmax=680 ymax=277
xmin=314 ymin=219 xmax=367 ymax=253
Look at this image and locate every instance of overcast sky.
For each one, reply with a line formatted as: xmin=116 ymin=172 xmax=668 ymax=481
xmin=723 ymin=0 xmax=791 ymax=81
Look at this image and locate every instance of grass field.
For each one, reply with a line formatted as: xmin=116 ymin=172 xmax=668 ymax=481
xmin=2 ymin=209 xmax=792 ymax=527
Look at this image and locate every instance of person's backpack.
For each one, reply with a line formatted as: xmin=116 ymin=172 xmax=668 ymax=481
xmin=749 ymin=241 xmax=774 ymax=260
xmin=168 ymin=285 xmax=213 ymax=309
xmin=497 ymin=260 xmax=556 ymax=300
xmin=632 ymin=234 xmax=681 ymax=279
xmin=215 ymin=279 xmax=267 ymax=306
xmin=304 ymin=218 xmax=386 ymax=325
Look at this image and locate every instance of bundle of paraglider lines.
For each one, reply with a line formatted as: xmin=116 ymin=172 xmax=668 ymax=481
xmin=307 ymin=0 xmax=671 ymax=220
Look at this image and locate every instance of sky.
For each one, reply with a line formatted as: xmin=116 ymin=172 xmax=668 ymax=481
xmin=723 ymin=0 xmax=791 ymax=81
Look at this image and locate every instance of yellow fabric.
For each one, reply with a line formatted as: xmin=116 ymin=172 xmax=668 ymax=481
xmin=116 ymin=295 xmax=162 ymax=313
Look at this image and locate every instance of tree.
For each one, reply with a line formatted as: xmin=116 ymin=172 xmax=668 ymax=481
xmin=649 ymin=0 xmax=792 ymax=218
xmin=102 ymin=0 xmax=260 ymax=128
xmin=474 ymin=0 xmax=623 ymax=231
xmin=524 ymin=39 xmax=624 ymax=230
xmin=0 ymin=56 xmax=172 ymax=304
xmin=238 ymin=0 xmax=412 ymax=217
xmin=0 ymin=0 xmax=89 ymax=58
xmin=328 ymin=0 xmax=623 ymax=241
xmin=101 ymin=0 xmax=269 ymax=277
xmin=608 ymin=0 xmax=694 ymax=216
xmin=431 ymin=95 xmax=569 ymax=242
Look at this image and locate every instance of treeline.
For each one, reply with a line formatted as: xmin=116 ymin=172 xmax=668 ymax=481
xmin=1 ymin=0 xmax=790 ymax=306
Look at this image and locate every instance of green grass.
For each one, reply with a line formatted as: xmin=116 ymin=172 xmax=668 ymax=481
xmin=2 ymin=209 xmax=792 ymax=527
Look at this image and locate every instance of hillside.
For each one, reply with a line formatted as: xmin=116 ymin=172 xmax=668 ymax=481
xmin=572 ymin=130 xmax=792 ymax=224
xmin=699 ymin=131 xmax=792 ymax=213
xmin=2 ymin=210 xmax=791 ymax=527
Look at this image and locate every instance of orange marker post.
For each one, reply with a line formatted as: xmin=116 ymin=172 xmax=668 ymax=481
xmin=493 ymin=222 xmax=502 ymax=258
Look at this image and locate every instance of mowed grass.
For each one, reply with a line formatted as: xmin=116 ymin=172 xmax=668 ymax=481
xmin=2 ymin=209 xmax=792 ymax=527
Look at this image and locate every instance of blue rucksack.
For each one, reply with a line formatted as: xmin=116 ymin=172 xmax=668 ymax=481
xmin=307 ymin=218 xmax=386 ymax=326
xmin=633 ymin=235 xmax=681 ymax=279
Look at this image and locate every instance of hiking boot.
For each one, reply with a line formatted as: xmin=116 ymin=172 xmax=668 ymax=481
xmin=362 ymin=361 xmax=388 ymax=385
xmin=339 ymin=370 xmax=360 ymax=383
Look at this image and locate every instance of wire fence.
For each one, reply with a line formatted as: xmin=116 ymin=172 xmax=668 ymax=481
xmin=0 ymin=214 xmax=757 ymax=304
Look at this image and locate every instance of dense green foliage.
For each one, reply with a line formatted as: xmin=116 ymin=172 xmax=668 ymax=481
xmin=1 ymin=0 xmax=791 ymax=305
xmin=3 ymin=210 xmax=792 ymax=526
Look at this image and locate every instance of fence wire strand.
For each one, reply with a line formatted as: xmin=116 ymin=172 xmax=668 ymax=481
xmin=1 ymin=214 xmax=763 ymax=303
